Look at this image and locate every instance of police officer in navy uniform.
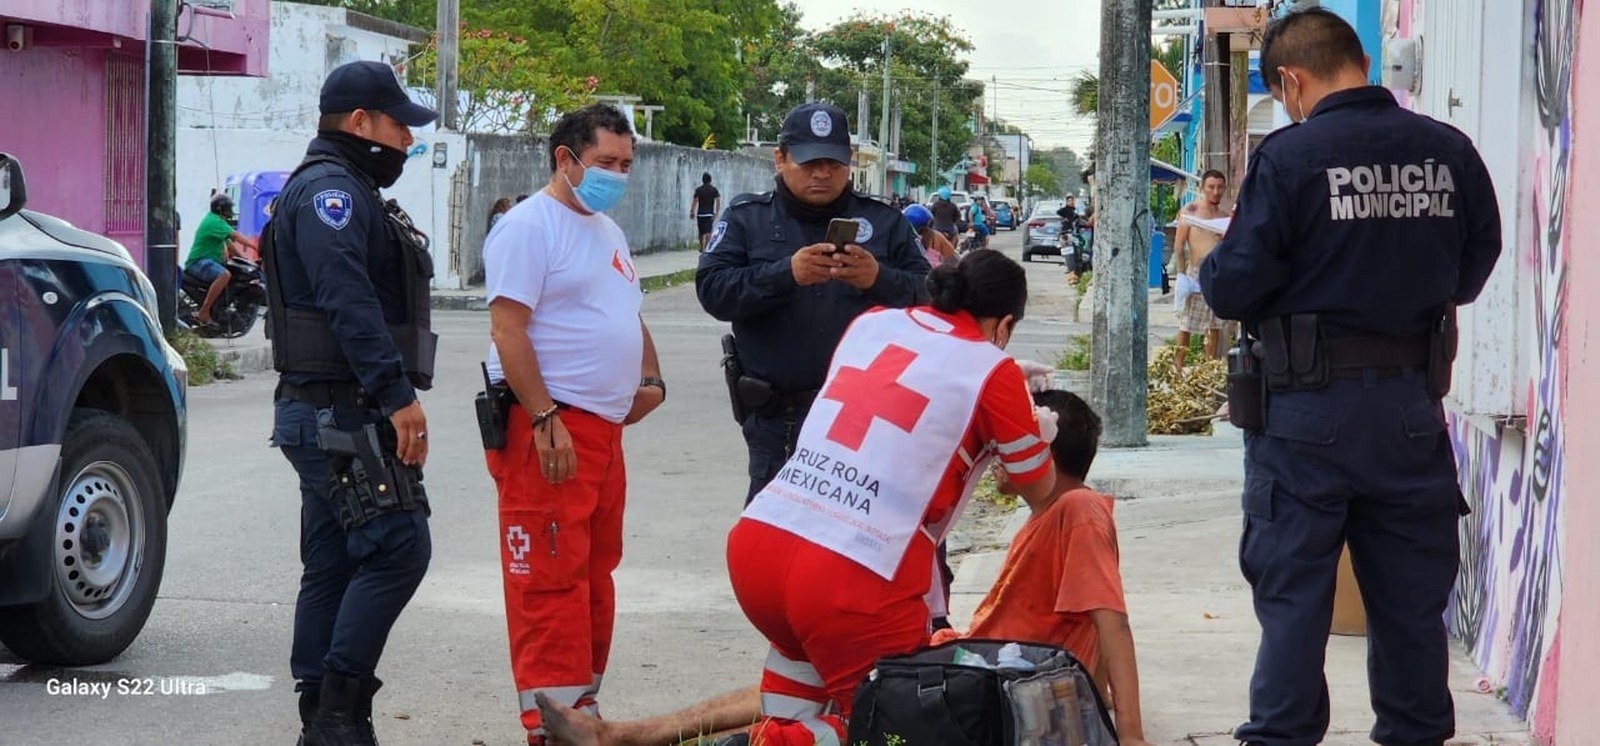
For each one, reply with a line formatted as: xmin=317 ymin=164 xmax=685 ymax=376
xmin=697 ymin=102 xmax=931 ymax=504
xmin=262 ymin=60 xmax=440 ymax=746
xmin=1199 ymin=10 xmax=1502 ymax=746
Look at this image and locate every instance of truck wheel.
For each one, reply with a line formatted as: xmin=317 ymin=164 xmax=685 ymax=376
xmin=0 ymin=410 xmax=168 ymax=665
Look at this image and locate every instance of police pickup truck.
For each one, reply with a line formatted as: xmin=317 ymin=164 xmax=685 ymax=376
xmin=0 ymin=153 xmax=186 ymax=665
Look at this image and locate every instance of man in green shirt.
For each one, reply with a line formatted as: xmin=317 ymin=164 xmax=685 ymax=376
xmin=185 ymin=193 xmax=257 ymax=326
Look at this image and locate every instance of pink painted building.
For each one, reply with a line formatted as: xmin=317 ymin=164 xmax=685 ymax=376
xmin=0 ymin=0 xmax=268 ymax=265
xmin=1386 ymin=1 xmax=1597 ymax=742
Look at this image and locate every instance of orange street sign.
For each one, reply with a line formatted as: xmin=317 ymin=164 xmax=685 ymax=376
xmin=1151 ymin=60 xmax=1180 ymax=130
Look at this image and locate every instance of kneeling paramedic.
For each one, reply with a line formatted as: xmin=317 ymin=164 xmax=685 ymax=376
xmin=1199 ymin=9 xmax=1503 ymax=745
xmin=262 ymin=60 xmax=440 ymax=745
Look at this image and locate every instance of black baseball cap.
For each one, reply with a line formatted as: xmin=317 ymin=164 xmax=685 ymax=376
xmin=320 ymin=60 xmax=439 ymax=127
xmin=779 ymin=103 xmax=852 ymax=164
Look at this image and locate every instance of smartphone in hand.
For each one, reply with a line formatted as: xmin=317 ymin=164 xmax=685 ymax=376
xmin=824 ymin=218 xmax=859 ymax=254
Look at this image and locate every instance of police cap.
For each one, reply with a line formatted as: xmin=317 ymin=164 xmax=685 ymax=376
xmin=779 ymin=103 xmax=852 ymax=165
xmin=320 ymin=60 xmax=439 ymax=127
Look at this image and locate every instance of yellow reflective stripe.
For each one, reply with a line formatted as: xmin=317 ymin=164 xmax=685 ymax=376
xmin=764 ymin=648 xmax=824 ymax=688
xmin=760 ymin=692 xmax=825 ymax=720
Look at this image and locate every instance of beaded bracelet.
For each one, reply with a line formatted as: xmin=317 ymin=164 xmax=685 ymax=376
xmin=530 ymin=404 xmax=561 ymax=429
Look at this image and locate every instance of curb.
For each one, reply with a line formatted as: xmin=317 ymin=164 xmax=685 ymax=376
xmin=209 ymin=341 xmax=274 ymax=376
xmin=431 ymin=268 xmax=696 ymax=311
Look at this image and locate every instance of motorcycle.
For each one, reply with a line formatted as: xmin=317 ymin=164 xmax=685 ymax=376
xmin=1059 ymin=219 xmax=1092 ymax=280
xmin=178 ymin=257 xmax=267 ymax=339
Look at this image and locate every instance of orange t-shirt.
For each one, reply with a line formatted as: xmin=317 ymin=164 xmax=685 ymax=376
xmin=936 ymin=487 xmax=1126 ymax=675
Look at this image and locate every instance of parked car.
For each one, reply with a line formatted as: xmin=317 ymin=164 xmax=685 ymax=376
xmin=1021 ymin=200 xmax=1066 ymax=262
xmin=992 ymin=199 xmax=1019 ymax=230
xmin=0 ymin=153 xmax=187 ymax=665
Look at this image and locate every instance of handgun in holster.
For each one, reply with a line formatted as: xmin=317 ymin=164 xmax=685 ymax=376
xmin=1226 ymin=331 xmax=1266 ymax=432
xmin=1427 ymin=304 xmax=1458 ymax=400
xmin=316 ymin=408 xmax=429 ymax=530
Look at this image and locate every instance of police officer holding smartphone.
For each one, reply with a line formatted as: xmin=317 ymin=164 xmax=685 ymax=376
xmin=262 ymin=60 xmax=439 ymax=746
xmin=1199 ymin=10 xmax=1502 ymax=745
xmin=697 ymin=102 xmax=931 ymax=504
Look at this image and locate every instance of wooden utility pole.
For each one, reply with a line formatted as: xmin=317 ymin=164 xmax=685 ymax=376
xmin=878 ymin=34 xmax=893 ymax=194
xmin=1090 ymin=0 xmax=1153 ymax=447
xmin=1202 ymin=0 xmax=1231 ymax=180
xmin=146 ymin=0 xmax=178 ymax=332
xmin=435 ymin=0 xmax=460 ymax=130
xmin=931 ymin=92 xmax=940 ymax=182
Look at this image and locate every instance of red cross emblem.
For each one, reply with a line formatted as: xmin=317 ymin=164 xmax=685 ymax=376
xmin=612 ymin=249 xmax=637 ymax=282
xmin=820 ymin=345 xmax=931 ymax=451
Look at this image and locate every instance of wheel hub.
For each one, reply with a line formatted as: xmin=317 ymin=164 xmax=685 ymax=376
xmin=54 ymin=461 xmax=143 ymax=619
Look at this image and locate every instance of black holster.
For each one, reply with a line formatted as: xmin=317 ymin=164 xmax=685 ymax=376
xmin=1226 ymin=339 xmax=1265 ymax=431
xmin=315 ymin=407 xmax=428 ymax=530
xmin=1259 ymin=314 xmax=1330 ymax=392
xmin=721 ymin=334 xmax=750 ymax=424
xmin=475 ymin=362 xmax=510 ymax=450
xmin=1428 ymin=304 xmax=1458 ymax=400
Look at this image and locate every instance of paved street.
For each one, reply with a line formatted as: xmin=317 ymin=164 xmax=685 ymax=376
xmin=0 ymin=230 xmax=1090 ymax=744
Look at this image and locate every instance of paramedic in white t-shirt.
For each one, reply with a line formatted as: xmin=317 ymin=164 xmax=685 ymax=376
xmin=480 ymin=103 xmax=665 ymax=746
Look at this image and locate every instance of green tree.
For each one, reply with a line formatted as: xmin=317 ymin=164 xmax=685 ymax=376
xmin=295 ymin=0 xmax=434 ymax=27
xmin=807 ymin=12 xmax=984 ymax=188
xmin=1022 ymin=163 xmax=1059 ymax=197
xmin=410 ymin=26 xmax=594 ymax=134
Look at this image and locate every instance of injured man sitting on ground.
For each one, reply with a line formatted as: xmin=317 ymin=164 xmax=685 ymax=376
xmin=539 ymin=390 xmax=1146 ymax=745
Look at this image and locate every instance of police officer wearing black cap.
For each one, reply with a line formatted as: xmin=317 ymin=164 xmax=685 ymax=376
xmin=697 ymin=102 xmax=931 ymax=503
xmin=261 ymin=60 xmax=440 ymax=746
xmin=1199 ymin=10 xmax=1502 ymax=746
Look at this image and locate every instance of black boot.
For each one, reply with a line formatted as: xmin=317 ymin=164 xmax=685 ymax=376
xmin=303 ymin=672 xmax=378 ymax=746
xmin=296 ymin=688 xmax=319 ymax=745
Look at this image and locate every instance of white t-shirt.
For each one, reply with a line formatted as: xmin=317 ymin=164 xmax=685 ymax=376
xmin=484 ymin=191 xmax=644 ymax=423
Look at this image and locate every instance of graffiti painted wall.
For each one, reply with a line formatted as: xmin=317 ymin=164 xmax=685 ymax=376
xmin=1395 ymin=0 xmax=1580 ymax=738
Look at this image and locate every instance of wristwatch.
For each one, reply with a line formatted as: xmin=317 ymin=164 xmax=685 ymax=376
xmin=640 ymin=376 xmax=667 ymax=400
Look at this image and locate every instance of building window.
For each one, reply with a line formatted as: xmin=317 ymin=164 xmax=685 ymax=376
xmin=104 ymin=53 xmax=144 ymax=236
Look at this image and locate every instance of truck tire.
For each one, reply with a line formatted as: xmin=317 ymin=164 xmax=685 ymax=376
xmin=0 ymin=410 xmax=168 ymax=665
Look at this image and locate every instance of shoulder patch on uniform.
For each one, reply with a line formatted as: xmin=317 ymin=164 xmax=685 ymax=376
xmin=852 ymin=217 xmax=875 ymax=243
xmin=728 ymin=191 xmax=773 ymax=208
xmin=313 ymin=189 xmax=353 ymax=230
xmin=706 ymin=220 xmax=729 ymax=252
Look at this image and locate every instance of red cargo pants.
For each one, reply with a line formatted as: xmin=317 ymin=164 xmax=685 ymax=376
xmin=486 ymin=405 xmax=626 ymax=740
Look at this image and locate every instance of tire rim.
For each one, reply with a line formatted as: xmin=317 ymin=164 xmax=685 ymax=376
xmin=54 ymin=460 xmax=144 ymax=620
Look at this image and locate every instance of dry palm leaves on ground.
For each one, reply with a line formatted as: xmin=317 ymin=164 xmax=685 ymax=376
xmin=1147 ymin=345 xmax=1226 ymax=435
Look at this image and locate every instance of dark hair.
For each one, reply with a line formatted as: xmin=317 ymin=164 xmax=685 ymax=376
xmin=1260 ymin=8 xmax=1367 ymax=89
xmin=702 ymin=172 xmax=712 ymax=184
xmin=489 ymin=197 xmax=512 ymax=220
xmin=515 ymin=194 xmax=530 ymax=203
xmin=1201 ymin=169 xmax=1226 ymax=184
xmin=548 ymin=103 xmax=636 ymax=170
xmin=317 ymin=111 xmax=352 ymax=132
xmin=927 ymin=249 xmax=1027 ymax=322
xmin=1033 ymin=390 xmax=1102 ymax=480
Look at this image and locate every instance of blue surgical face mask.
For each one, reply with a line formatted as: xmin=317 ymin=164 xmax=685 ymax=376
xmin=561 ymin=147 xmax=628 ymax=213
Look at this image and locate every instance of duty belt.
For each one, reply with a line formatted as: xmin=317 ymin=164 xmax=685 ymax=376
xmin=1325 ymin=335 xmax=1429 ymax=379
xmin=276 ymin=380 xmax=369 ymax=409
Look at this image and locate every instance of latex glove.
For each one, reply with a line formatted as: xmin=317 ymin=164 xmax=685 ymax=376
xmin=1034 ymin=405 xmax=1060 ymax=444
xmin=1015 ymin=358 xmax=1055 ymax=393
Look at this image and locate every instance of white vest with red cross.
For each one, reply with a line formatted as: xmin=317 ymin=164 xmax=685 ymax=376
xmin=741 ymin=307 xmax=1009 ymax=580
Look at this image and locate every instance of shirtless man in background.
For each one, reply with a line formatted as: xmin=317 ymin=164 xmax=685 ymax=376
xmin=1172 ymin=170 xmax=1229 ymax=376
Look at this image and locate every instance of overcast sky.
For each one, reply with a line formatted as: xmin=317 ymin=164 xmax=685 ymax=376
xmin=792 ymin=0 xmax=1104 ymax=153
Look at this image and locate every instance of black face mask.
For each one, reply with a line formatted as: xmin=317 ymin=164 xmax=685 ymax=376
xmin=773 ymin=174 xmax=853 ymax=223
xmin=318 ymin=129 xmax=408 ymax=188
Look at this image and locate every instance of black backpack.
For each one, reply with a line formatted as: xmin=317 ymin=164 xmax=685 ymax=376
xmin=847 ymin=639 xmax=1118 ymax=746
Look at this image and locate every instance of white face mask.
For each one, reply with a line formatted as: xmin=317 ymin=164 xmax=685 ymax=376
xmin=1284 ymin=70 xmax=1309 ymax=122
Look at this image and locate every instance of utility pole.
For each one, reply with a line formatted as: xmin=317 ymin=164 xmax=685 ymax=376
xmin=805 ymin=76 xmax=815 ymax=103
xmin=1228 ymin=40 xmax=1249 ymax=201
xmin=931 ymin=93 xmax=939 ymax=184
xmin=1202 ymin=0 xmax=1231 ymax=185
xmin=146 ymin=0 xmax=178 ymax=333
xmin=857 ymin=88 xmax=870 ymax=149
xmin=435 ymin=0 xmax=460 ymax=130
xmin=1091 ymin=0 xmax=1152 ymax=448
xmin=878 ymin=34 xmax=893 ymax=195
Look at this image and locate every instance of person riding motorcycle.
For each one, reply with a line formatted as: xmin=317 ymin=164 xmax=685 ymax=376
xmin=183 ymin=193 xmax=259 ymax=328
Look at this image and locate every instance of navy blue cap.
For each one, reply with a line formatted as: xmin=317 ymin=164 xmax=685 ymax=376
xmin=779 ymin=103 xmax=852 ymax=164
xmin=319 ymin=60 xmax=439 ymax=127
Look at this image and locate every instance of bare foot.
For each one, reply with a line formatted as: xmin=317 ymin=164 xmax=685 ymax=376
xmin=536 ymin=692 xmax=604 ymax=746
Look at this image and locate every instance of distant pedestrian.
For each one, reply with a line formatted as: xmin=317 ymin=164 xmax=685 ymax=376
xmin=488 ymin=196 xmax=512 ymax=232
xmin=1201 ymin=9 xmax=1502 ymax=745
xmin=691 ymin=172 xmax=721 ymax=250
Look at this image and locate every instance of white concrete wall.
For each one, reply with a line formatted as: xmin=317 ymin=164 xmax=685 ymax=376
xmin=175 ymin=127 xmax=467 ymax=288
xmin=177 ymin=2 xmax=417 ymax=133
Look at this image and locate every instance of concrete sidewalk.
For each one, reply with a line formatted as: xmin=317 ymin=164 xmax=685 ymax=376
xmin=205 ymin=247 xmax=704 ymax=373
xmin=946 ymin=424 xmax=1529 ymax=745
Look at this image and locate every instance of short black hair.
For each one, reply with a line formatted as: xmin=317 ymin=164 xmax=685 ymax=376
xmin=548 ymin=103 xmax=635 ymax=170
xmin=317 ymin=111 xmax=353 ymax=132
xmin=1260 ymin=7 xmax=1368 ymax=89
xmin=702 ymin=172 xmax=712 ymax=184
xmin=1033 ymin=390 xmax=1102 ymax=480
xmin=1201 ymin=169 xmax=1226 ymax=184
